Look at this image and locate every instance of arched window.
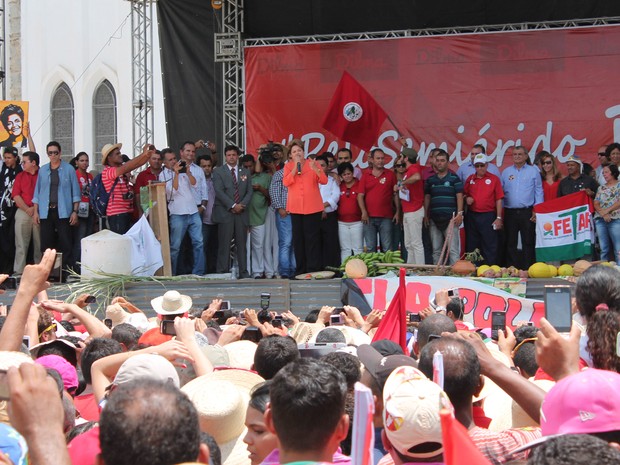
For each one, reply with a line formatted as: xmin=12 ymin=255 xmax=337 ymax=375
xmin=50 ymin=82 xmax=74 ymax=162
xmin=93 ymin=80 xmax=117 ymax=170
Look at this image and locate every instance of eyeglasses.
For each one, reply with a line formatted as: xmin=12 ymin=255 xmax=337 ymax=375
xmin=542 ymin=161 xmax=553 ymax=165
xmin=395 ymin=163 xmax=406 ymax=168
xmin=511 ymin=337 xmax=538 ymax=357
xmin=38 ymin=322 xmax=57 ymax=338
xmin=474 ymin=164 xmax=485 ymax=168
xmin=598 ymin=152 xmax=607 ymax=156
xmin=47 ymin=151 xmax=60 ymax=155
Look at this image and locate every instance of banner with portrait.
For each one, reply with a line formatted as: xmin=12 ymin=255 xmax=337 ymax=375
xmin=0 ymin=101 xmax=29 ymax=151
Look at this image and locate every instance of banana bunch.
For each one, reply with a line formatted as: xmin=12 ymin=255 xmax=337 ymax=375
xmin=340 ymin=250 xmax=405 ymax=277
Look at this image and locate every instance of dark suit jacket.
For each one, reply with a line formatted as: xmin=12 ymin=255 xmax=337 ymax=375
xmin=212 ymin=164 xmax=253 ymax=224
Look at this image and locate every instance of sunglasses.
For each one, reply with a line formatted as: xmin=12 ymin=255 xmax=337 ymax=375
xmin=474 ymin=164 xmax=485 ymax=168
xmin=542 ymin=161 xmax=553 ymax=165
xmin=395 ymin=163 xmax=406 ymax=168
xmin=38 ymin=322 xmax=57 ymax=338
xmin=598 ymin=152 xmax=607 ymax=156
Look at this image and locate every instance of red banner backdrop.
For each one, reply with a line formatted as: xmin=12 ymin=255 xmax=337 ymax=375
xmin=245 ymin=26 xmax=620 ymax=170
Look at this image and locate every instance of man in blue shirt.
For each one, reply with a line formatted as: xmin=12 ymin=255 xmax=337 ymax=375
xmin=33 ymin=141 xmax=81 ymax=275
xmin=501 ymin=146 xmax=544 ymax=269
xmin=456 ymin=144 xmax=501 ymax=183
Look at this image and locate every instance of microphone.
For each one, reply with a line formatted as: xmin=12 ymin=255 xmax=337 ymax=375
xmin=297 ymin=162 xmax=302 ymax=175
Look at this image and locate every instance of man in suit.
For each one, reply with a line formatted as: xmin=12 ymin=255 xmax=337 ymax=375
xmin=212 ymin=145 xmax=253 ymax=278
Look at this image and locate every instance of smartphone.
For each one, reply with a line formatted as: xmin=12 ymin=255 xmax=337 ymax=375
xmin=213 ymin=310 xmax=225 ymax=319
xmin=179 ymin=160 xmax=187 ymax=174
xmin=491 ymin=311 xmax=506 ymax=341
xmin=48 ymin=253 xmax=63 ymax=283
xmin=148 ymin=144 xmax=155 ymax=151
xmin=22 ymin=336 xmax=30 ymax=348
xmin=85 ymin=295 xmax=97 ymax=304
xmin=330 ymin=314 xmax=344 ymax=326
xmin=544 ymin=285 xmax=572 ymax=332
xmin=272 ymin=315 xmax=283 ymax=328
xmin=260 ymin=293 xmax=270 ymax=311
xmin=0 ymin=370 xmax=9 ymax=400
xmin=0 ymin=277 xmax=17 ymax=291
xmin=160 ymin=319 xmax=176 ymax=336
xmin=409 ymin=313 xmax=421 ymax=323
xmin=241 ymin=326 xmax=262 ymax=343
xmin=104 ymin=318 xmax=113 ymax=329
xmin=220 ymin=301 xmax=231 ymax=311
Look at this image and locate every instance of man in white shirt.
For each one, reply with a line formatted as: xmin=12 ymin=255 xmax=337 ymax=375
xmin=159 ymin=141 xmax=205 ymax=275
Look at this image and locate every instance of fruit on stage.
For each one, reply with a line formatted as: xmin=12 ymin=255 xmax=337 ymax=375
xmin=453 ymin=260 xmax=476 ymax=276
xmin=548 ymin=265 xmax=558 ymax=277
xmin=476 ymin=265 xmax=490 ymax=277
xmin=528 ymin=262 xmax=552 ymax=278
xmin=557 ymin=264 xmax=574 ymax=276
xmin=345 ymin=258 xmax=368 ymax=279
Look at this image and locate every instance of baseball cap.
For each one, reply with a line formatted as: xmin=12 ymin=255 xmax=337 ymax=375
xmin=357 ymin=344 xmax=418 ymax=391
xmin=112 ymin=354 xmax=180 ymax=388
xmin=35 ymin=354 xmax=78 ymax=393
xmin=565 ymin=154 xmax=583 ymax=166
xmin=473 ymin=153 xmax=488 ymax=165
xmin=383 ymin=365 xmax=445 ymax=458
xmin=401 ymin=147 xmax=418 ymax=162
xmin=541 ymin=368 xmax=620 ymax=436
xmin=371 ymin=339 xmax=405 ymax=356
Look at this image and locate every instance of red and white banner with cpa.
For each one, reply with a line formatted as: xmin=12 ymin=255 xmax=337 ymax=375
xmin=245 ymin=25 xmax=620 ymax=170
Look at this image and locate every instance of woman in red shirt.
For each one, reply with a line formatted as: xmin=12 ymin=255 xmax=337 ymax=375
xmin=337 ymin=162 xmax=364 ymax=262
xmin=72 ymin=152 xmax=94 ymax=270
xmin=538 ymin=151 xmax=562 ymax=202
xmin=283 ymin=139 xmax=327 ymax=274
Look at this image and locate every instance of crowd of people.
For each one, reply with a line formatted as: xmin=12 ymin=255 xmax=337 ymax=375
xmin=0 ymin=136 xmax=619 ymax=278
xmin=0 ymin=250 xmax=619 ymax=465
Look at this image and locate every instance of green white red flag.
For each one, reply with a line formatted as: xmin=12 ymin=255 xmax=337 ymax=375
xmin=534 ymin=191 xmax=594 ymax=261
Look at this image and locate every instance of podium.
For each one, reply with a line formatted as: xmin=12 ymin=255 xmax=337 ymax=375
xmin=147 ymin=182 xmax=172 ymax=276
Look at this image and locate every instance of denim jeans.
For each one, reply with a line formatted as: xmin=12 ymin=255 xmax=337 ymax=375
xmin=170 ymin=213 xmax=205 ymax=275
xmin=275 ymin=212 xmax=296 ymax=278
xmin=363 ymin=217 xmax=393 ymax=252
xmin=595 ymin=217 xmax=620 ymax=262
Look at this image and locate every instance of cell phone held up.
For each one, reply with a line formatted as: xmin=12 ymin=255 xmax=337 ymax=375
xmin=544 ymin=285 xmax=572 ymax=333
xmin=160 ymin=319 xmax=176 ymax=336
xmin=179 ymin=160 xmax=187 ymax=174
xmin=0 ymin=277 xmax=17 ymax=291
xmin=491 ymin=311 xmax=506 ymax=341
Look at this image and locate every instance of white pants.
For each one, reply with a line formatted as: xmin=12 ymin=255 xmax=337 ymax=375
xmin=403 ymin=207 xmax=425 ymax=265
xmin=263 ymin=208 xmax=279 ymax=278
xmin=250 ymin=224 xmax=266 ymax=277
xmin=429 ymin=220 xmax=460 ymax=265
xmin=338 ymin=221 xmax=364 ymax=262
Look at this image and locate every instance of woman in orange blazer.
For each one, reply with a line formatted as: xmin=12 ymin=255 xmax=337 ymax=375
xmin=283 ymin=139 xmax=327 ymax=274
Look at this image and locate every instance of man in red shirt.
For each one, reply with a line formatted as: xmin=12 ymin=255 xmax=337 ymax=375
xmin=463 ymin=154 xmax=504 ymax=265
xmin=358 ymin=148 xmax=399 ymax=252
xmin=12 ymin=151 xmax=40 ymax=273
xmin=100 ymin=143 xmax=153 ymax=234
xmin=133 ymin=150 xmax=162 ymax=217
xmin=397 ymin=148 xmax=425 ymax=264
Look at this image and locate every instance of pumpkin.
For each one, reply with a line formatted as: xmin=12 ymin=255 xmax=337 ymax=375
xmin=345 ymin=258 xmax=368 ymax=279
xmin=573 ymin=260 xmax=591 ymax=277
xmin=453 ymin=260 xmax=476 ymax=276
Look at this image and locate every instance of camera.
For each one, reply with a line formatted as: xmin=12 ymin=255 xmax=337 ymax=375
xmin=122 ymin=191 xmax=135 ymax=201
xmin=0 ymin=277 xmax=17 ymax=291
xmin=409 ymin=313 xmax=421 ymax=323
xmin=330 ymin=314 xmax=344 ymax=326
xmin=160 ymin=319 xmax=176 ymax=336
xmin=272 ymin=315 xmax=283 ymax=328
xmin=179 ymin=160 xmax=187 ymax=174
xmin=260 ymin=293 xmax=270 ymax=311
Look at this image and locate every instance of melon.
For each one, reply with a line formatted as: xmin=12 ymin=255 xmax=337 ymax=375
xmin=477 ymin=265 xmax=491 ymax=277
xmin=345 ymin=258 xmax=368 ymax=279
xmin=557 ymin=264 xmax=574 ymax=276
xmin=548 ymin=265 xmax=558 ymax=277
xmin=490 ymin=265 xmax=501 ymax=273
xmin=528 ymin=262 xmax=552 ymax=278
xmin=573 ymin=260 xmax=591 ymax=277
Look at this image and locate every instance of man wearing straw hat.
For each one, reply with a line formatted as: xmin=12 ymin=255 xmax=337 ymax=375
xmin=100 ymin=142 xmax=153 ymax=234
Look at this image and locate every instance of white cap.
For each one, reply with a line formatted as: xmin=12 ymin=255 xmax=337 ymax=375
xmin=473 ymin=153 xmax=488 ymax=165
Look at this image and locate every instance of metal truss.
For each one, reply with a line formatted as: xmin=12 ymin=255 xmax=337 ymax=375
xmin=130 ymin=0 xmax=154 ymax=156
xmin=219 ymin=0 xmax=244 ymax=147
xmin=245 ymin=16 xmax=620 ymax=46
xmin=0 ymin=0 xmax=5 ymax=99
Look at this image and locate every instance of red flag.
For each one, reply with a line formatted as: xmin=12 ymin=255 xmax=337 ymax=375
xmin=440 ymin=409 xmax=492 ymax=465
xmin=322 ymin=71 xmax=388 ymax=151
xmin=371 ymin=267 xmax=407 ymax=354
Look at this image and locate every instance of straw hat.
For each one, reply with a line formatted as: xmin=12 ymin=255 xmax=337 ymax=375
xmin=101 ymin=143 xmax=122 ymax=165
xmin=182 ymin=369 xmax=264 ymax=465
xmin=224 ymin=341 xmax=257 ymax=370
xmin=289 ymin=322 xmax=324 ymax=344
xmin=150 ymin=290 xmax=193 ymax=316
xmin=105 ymin=304 xmax=150 ymax=333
